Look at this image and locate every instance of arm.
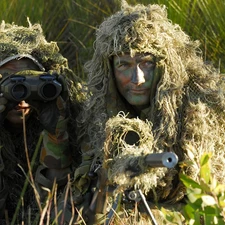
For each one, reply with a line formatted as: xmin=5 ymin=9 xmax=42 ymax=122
xmin=32 ymin=74 xmax=72 ymax=197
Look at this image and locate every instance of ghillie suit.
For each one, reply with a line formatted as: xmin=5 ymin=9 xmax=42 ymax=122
xmin=71 ymin=1 xmax=225 ymax=224
xmin=0 ymin=20 xmax=84 ymax=223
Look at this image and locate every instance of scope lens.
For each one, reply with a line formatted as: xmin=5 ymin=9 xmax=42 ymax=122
xmin=124 ymin=131 xmax=140 ymax=146
xmin=11 ymin=84 xmax=28 ymax=100
xmin=42 ymin=83 xmax=57 ymax=99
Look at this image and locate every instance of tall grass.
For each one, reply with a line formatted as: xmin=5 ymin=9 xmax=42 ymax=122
xmin=1 ymin=0 xmax=225 ymax=77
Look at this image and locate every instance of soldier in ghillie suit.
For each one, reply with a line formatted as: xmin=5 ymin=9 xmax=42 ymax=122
xmin=0 ymin=20 xmax=84 ymax=223
xmin=68 ymin=1 xmax=225 ymax=224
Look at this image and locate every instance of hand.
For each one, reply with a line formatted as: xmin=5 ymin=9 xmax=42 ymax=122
xmin=0 ymin=73 xmax=8 ymax=123
xmin=0 ymin=95 xmax=7 ymax=113
xmin=0 ymin=94 xmax=17 ymax=124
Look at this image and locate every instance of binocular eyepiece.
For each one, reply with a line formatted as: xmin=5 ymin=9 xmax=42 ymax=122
xmin=0 ymin=73 xmax=62 ymax=102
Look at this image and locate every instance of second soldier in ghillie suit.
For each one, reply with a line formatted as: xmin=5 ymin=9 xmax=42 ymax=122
xmin=69 ymin=1 xmax=225 ymax=224
xmin=0 ymin=20 xmax=84 ymax=223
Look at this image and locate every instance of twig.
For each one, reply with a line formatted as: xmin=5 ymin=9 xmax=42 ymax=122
xmin=60 ymin=174 xmax=70 ymax=225
xmin=11 ymin=110 xmax=43 ymax=225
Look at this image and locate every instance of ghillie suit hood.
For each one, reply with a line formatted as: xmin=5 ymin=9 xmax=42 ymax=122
xmin=77 ymin=0 xmax=225 ymax=207
xmin=0 ymin=19 xmax=67 ymax=72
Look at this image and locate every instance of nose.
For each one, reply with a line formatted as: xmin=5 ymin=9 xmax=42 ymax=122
xmin=131 ymin=64 xmax=145 ymax=85
xmin=18 ymin=100 xmax=30 ymax=108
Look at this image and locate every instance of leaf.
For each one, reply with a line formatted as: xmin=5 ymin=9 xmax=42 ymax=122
xmin=187 ymin=192 xmax=203 ymax=204
xmin=214 ymin=184 xmax=225 ymax=195
xmin=199 ymin=179 xmax=211 ymax=193
xmin=203 ymin=205 xmax=217 ymax=215
xmin=184 ymin=204 xmax=196 ymax=219
xmin=204 ymin=214 xmax=223 ymax=225
xmin=180 ymin=173 xmax=202 ymax=189
xmin=200 ymin=153 xmax=211 ymax=166
xmin=201 ymin=195 xmax=216 ymax=206
xmin=161 ymin=207 xmax=184 ymax=225
xmin=200 ymin=153 xmax=211 ymax=184
xmin=193 ymin=211 xmax=202 ymax=225
xmin=218 ymin=196 xmax=225 ymax=207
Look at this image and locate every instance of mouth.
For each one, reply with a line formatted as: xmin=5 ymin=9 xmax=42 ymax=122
xmin=130 ymin=89 xmax=148 ymax=94
xmin=13 ymin=106 xmax=31 ymax=115
xmin=15 ymin=105 xmax=29 ymax=110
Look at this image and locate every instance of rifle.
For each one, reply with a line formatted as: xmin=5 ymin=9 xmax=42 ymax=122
xmin=86 ymin=152 xmax=178 ymax=225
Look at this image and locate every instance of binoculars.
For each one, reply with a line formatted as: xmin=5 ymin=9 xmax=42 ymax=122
xmin=0 ymin=73 xmax=62 ymax=102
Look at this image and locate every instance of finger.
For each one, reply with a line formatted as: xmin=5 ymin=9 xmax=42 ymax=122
xmin=0 ymin=97 xmax=7 ymax=105
xmin=28 ymin=101 xmax=41 ymax=112
xmin=57 ymin=75 xmax=68 ymax=101
xmin=56 ymin=96 xmax=66 ymax=111
xmin=0 ymin=105 xmax=6 ymax=113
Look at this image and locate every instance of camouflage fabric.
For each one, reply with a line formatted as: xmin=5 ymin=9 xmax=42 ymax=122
xmin=71 ymin=1 xmax=225 ymax=224
xmin=41 ymin=118 xmax=71 ymax=169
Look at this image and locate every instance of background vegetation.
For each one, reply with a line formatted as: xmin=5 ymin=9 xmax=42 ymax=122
xmin=1 ymin=0 xmax=225 ymax=80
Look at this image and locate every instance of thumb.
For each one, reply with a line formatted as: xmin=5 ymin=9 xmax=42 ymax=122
xmin=0 ymin=105 xmax=5 ymax=113
xmin=56 ymin=96 xmax=68 ymax=119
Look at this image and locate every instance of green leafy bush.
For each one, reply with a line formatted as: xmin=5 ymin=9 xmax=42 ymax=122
xmin=180 ymin=153 xmax=225 ymax=225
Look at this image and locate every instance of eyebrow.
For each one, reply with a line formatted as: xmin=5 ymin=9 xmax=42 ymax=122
xmin=113 ymin=54 xmax=156 ymax=65
xmin=138 ymin=55 xmax=155 ymax=61
xmin=114 ymin=58 xmax=131 ymax=66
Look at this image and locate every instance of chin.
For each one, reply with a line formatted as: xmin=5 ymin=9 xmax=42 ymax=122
xmin=6 ymin=109 xmax=32 ymax=125
xmin=128 ymin=100 xmax=150 ymax=107
xmin=7 ymin=117 xmax=24 ymax=126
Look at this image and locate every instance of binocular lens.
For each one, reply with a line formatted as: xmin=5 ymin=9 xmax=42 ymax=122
xmin=41 ymin=83 xmax=57 ymax=99
xmin=11 ymin=84 xmax=28 ymax=100
xmin=1 ymin=74 xmax=62 ymax=102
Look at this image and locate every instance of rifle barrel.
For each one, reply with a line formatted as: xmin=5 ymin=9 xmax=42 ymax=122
xmin=145 ymin=152 xmax=178 ymax=168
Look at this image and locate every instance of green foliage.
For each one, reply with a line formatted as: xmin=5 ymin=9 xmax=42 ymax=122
xmin=168 ymin=0 xmax=225 ymax=73
xmin=0 ymin=0 xmax=225 ymax=80
xmin=180 ymin=153 xmax=225 ymax=225
xmin=0 ymin=0 xmax=119 ymax=80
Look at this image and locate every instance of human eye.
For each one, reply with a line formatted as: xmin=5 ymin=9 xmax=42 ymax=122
xmin=116 ymin=62 xmax=130 ymax=71
xmin=140 ymin=60 xmax=155 ymax=69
